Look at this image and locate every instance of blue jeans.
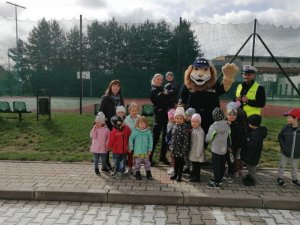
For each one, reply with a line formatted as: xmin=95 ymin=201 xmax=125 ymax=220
xmin=113 ymin=153 xmax=126 ymax=173
xmin=93 ymin=153 xmax=108 ymax=170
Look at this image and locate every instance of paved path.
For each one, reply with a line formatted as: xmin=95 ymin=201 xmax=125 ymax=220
xmin=0 ymin=161 xmax=299 ymax=210
xmin=0 ymin=200 xmax=300 ymax=225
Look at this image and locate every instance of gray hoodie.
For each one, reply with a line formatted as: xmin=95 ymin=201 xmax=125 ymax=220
xmin=205 ymin=120 xmax=231 ymax=155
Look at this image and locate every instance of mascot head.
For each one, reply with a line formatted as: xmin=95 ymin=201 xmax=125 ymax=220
xmin=184 ymin=57 xmax=217 ymax=91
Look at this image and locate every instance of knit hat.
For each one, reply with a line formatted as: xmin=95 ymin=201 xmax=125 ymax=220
xmin=191 ymin=113 xmax=201 ymax=123
xmin=227 ymin=107 xmax=238 ymax=116
xmin=212 ymin=107 xmax=224 ymax=122
xmin=116 ymin=105 xmax=126 ymax=114
xmin=165 ymin=71 xmax=174 ymax=77
xmin=226 ymin=101 xmax=240 ymax=116
xmin=226 ymin=101 xmax=241 ymax=110
xmin=168 ymin=108 xmax=176 ymax=120
xmin=247 ymin=114 xmax=262 ymax=127
xmin=174 ymin=106 xmax=185 ymax=118
xmin=95 ymin=111 xmax=106 ymax=123
xmin=185 ymin=107 xmax=196 ymax=117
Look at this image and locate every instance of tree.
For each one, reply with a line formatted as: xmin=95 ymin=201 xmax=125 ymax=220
xmin=168 ymin=19 xmax=202 ymax=78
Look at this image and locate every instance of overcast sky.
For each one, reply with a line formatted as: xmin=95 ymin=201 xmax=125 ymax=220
xmin=1 ymin=0 xmax=300 ymax=26
xmin=1 ymin=0 xmax=300 ymax=66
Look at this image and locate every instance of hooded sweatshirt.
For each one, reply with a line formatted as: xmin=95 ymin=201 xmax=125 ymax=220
xmin=205 ymin=120 xmax=231 ymax=155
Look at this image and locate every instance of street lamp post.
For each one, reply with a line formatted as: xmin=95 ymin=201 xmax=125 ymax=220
xmin=6 ymin=1 xmax=26 ymax=81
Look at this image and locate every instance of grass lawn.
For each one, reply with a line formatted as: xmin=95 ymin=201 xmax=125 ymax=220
xmin=0 ymin=112 xmax=290 ymax=168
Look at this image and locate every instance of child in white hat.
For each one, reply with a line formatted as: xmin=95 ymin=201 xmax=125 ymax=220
xmin=188 ymin=113 xmax=205 ymax=182
xmin=116 ymin=105 xmax=126 ymax=119
xmin=169 ymin=106 xmax=190 ymax=182
xmin=90 ymin=112 xmax=110 ymax=175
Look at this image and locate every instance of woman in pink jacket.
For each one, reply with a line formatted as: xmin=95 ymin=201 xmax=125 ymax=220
xmin=90 ymin=112 xmax=110 ymax=176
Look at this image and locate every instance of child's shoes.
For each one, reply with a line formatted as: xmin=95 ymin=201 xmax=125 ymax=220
xmin=95 ymin=168 xmax=100 ymax=176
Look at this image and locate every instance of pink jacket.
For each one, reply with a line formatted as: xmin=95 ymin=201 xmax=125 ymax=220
xmin=90 ymin=125 xmax=110 ymax=153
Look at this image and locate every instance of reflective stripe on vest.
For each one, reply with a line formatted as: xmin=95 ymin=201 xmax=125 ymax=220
xmin=236 ymin=82 xmax=261 ymax=116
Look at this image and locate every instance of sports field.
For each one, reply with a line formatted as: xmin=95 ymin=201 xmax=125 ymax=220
xmin=0 ymin=96 xmax=298 ymax=117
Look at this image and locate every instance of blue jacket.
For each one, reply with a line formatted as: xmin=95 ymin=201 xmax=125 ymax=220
xmin=129 ymin=128 xmax=153 ymax=156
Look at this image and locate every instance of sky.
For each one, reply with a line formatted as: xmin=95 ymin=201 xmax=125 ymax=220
xmin=1 ymin=0 xmax=300 ymax=67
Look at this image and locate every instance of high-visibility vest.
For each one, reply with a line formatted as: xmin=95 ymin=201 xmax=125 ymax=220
xmin=236 ymin=82 xmax=261 ymax=116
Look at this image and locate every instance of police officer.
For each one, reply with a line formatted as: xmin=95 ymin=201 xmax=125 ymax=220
xmin=235 ymin=65 xmax=266 ymax=117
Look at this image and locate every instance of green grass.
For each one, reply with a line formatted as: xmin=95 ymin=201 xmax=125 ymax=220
xmin=0 ymin=113 xmax=290 ymax=167
xmin=0 ymin=113 xmax=93 ymax=162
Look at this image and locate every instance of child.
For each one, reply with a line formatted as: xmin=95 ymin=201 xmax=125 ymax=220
xmin=107 ymin=115 xmax=131 ymax=179
xmin=225 ymin=103 xmax=246 ymax=182
xmin=129 ymin=116 xmax=153 ymax=180
xmin=125 ymin=102 xmax=141 ymax=175
xmin=169 ymin=106 xmax=190 ymax=182
xmin=182 ymin=107 xmax=196 ymax=174
xmin=164 ymin=71 xmax=180 ymax=108
xmin=116 ymin=105 xmax=126 ymax=119
xmin=90 ymin=112 xmax=110 ymax=175
xmin=277 ymin=108 xmax=300 ymax=187
xmin=166 ymin=108 xmax=176 ymax=175
xmin=188 ymin=113 xmax=205 ymax=182
xmin=206 ymin=107 xmax=231 ymax=189
xmin=241 ymin=114 xmax=267 ymax=186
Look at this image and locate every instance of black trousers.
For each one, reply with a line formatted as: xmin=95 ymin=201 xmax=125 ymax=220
xmin=212 ymin=152 xmax=226 ymax=184
xmin=191 ymin=161 xmax=201 ymax=179
xmin=225 ymin=151 xmax=235 ymax=176
xmin=174 ymin=157 xmax=185 ymax=178
xmin=106 ymin=151 xmax=111 ymax=167
xmin=150 ymin=120 xmax=168 ymax=161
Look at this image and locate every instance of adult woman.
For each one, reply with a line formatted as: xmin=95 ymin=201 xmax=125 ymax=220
xmin=99 ymin=80 xmax=124 ymax=168
xmin=149 ymin=73 xmax=172 ymax=165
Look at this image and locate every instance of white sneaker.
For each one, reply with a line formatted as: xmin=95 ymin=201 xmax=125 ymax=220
xmin=167 ymin=167 xmax=174 ymax=175
xmin=225 ymin=176 xmax=234 ymax=184
xmin=114 ymin=172 xmax=123 ymax=179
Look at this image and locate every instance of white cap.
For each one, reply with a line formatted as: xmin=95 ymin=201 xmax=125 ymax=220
xmin=116 ymin=105 xmax=126 ymax=114
xmin=95 ymin=111 xmax=106 ymax=123
xmin=242 ymin=65 xmax=257 ymax=74
xmin=174 ymin=106 xmax=185 ymax=118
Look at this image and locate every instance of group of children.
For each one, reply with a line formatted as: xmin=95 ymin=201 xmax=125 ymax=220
xmin=90 ymin=103 xmax=153 ymax=180
xmin=89 ymin=100 xmax=300 ymax=189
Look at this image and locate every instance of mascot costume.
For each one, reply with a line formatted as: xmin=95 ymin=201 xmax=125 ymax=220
xmin=180 ymin=57 xmax=239 ymax=134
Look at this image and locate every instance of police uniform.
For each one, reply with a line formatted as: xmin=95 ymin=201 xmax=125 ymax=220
xmin=235 ymin=65 xmax=266 ymax=117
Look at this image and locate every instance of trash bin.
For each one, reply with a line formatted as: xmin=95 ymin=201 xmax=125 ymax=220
xmin=37 ymin=89 xmax=51 ymax=121
xmin=38 ymin=98 xmax=49 ymax=114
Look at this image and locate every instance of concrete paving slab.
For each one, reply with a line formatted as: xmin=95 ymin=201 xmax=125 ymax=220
xmin=35 ymin=187 xmax=108 ymax=202
xmin=108 ymin=190 xmax=183 ymax=205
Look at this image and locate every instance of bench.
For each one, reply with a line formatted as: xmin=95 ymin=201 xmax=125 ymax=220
xmin=0 ymin=101 xmax=31 ymax=121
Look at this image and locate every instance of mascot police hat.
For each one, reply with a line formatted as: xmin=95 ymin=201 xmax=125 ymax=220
xmin=192 ymin=57 xmax=210 ymax=68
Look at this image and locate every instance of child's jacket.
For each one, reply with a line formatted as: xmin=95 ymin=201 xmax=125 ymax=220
xmin=189 ymin=127 xmax=205 ymax=162
xmin=129 ymin=128 xmax=153 ymax=156
xmin=241 ymin=126 xmax=267 ymax=166
xmin=107 ymin=125 xmax=131 ymax=154
xmin=278 ymin=125 xmax=300 ymax=159
xmin=90 ymin=125 xmax=110 ymax=153
xmin=169 ymin=124 xmax=190 ymax=157
xmin=205 ymin=120 xmax=231 ymax=155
